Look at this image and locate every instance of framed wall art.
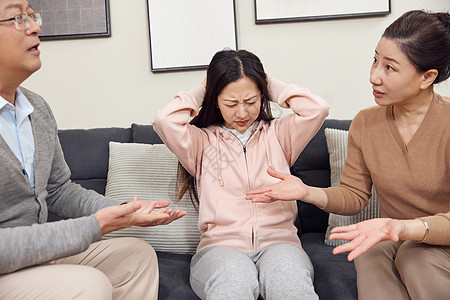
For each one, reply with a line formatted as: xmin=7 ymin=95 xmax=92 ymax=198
xmin=29 ymin=0 xmax=111 ymax=40
xmin=147 ymin=0 xmax=238 ymax=72
xmin=255 ymin=0 xmax=391 ymax=24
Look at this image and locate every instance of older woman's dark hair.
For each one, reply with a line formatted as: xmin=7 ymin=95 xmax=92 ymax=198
xmin=383 ymin=10 xmax=450 ymax=84
xmin=178 ymin=49 xmax=274 ymax=206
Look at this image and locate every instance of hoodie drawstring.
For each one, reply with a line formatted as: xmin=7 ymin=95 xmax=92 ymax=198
xmin=263 ymin=132 xmax=275 ymax=170
xmin=216 ymin=137 xmax=224 ymax=187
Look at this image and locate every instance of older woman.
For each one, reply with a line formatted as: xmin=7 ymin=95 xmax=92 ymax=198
xmin=247 ymin=10 xmax=450 ymax=300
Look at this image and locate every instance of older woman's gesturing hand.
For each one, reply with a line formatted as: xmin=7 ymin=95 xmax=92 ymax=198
xmin=246 ymin=168 xmax=329 ymax=209
xmin=246 ymin=168 xmax=309 ymax=203
xmin=329 ymin=218 xmax=405 ymax=261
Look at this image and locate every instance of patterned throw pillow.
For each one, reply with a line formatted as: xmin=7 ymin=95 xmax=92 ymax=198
xmin=103 ymin=142 xmax=200 ymax=254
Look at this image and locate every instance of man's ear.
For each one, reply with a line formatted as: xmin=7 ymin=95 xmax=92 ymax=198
xmin=420 ymin=69 xmax=438 ymax=90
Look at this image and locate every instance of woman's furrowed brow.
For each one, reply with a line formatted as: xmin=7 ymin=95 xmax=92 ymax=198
xmin=224 ymin=96 xmax=257 ymax=102
xmin=244 ymin=96 xmax=258 ymax=101
xmin=223 ymin=98 xmax=239 ymax=103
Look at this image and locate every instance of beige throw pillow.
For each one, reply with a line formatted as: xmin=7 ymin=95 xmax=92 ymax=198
xmin=324 ymin=128 xmax=380 ymax=246
xmin=103 ymin=142 xmax=200 ymax=254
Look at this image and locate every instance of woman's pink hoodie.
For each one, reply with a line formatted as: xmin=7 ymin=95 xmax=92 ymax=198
xmin=153 ymin=79 xmax=329 ymax=253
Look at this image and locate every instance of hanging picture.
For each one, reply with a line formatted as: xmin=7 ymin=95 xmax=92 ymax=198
xmin=147 ymin=0 xmax=238 ymax=72
xmin=255 ymin=0 xmax=391 ymax=24
xmin=29 ymin=0 xmax=111 ymax=40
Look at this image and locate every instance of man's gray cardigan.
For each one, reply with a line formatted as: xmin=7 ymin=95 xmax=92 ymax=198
xmin=0 ymin=87 xmax=121 ymax=274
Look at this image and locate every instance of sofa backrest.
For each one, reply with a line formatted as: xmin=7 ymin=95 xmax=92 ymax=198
xmin=58 ymin=124 xmax=166 ymax=195
xmin=58 ymin=120 xmax=351 ymax=234
xmin=59 ymin=127 xmax=133 ymax=195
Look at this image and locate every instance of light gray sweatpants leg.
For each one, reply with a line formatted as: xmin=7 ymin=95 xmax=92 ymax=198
xmin=190 ymin=246 xmax=259 ymax=300
xmin=255 ymin=243 xmax=318 ymax=300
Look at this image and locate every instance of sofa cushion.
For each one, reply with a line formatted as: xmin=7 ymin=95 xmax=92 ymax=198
xmin=103 ymin=142 xmax=200 ymax=254
xmin=292 ymin=119 xmax=352 ymax=234
xmin=324 ymin=128 xmax=380 ymax=246
xmin=157 ymin=251 xmax=200 ymax=299
xmin=301 ymin=232 xmax=357 ymax=299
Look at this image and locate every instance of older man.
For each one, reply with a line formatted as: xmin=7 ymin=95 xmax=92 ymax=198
xmin=0 ymin=1 xmax=185 ymax=299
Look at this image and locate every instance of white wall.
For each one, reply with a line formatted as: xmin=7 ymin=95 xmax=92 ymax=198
xmin=23 ymin=0 xmax=450 ymax=129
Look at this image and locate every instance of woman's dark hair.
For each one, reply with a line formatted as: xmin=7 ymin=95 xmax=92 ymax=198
xmin=177 ymin=49 xmax=274 ymax=206
xmin=382 ymin=10 xmax=450 ymax=84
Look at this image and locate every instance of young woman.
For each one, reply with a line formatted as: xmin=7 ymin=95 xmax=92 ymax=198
xmin=247 ymin=10 xmax=450 ymax=300
xmin=153 ymin=49 xmax=329 ymax=299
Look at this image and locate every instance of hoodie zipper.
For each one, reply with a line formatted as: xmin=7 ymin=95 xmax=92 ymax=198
xmin=223 ymin=126 xmax=259 ymax=251
xmin=243 ymin=144 xmax=257 ymax=251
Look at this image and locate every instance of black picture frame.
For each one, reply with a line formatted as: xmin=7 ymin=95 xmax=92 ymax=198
xmin=29 ymin=0 xmax=111 ymax=40
xmin=146 ymin=0 xmax=238 ymax=72
xmin=255 ymin=0 xmax=391 ymax=24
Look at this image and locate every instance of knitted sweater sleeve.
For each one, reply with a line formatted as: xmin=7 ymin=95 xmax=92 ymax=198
xmin=420 ymin=210 xmax=450 ymax=244
xmin=322 ymin=111 xmax=372 ymax=215
xmin=0 ymin=91 xmax=121 ymax=275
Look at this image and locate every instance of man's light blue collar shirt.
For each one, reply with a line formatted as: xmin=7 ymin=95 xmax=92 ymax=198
xmin=0 ymin=88 xmax=35 ymax=188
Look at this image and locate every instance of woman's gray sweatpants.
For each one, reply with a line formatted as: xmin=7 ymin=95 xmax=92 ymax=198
xmin=190 ymin=242 xmax=318 ymax=300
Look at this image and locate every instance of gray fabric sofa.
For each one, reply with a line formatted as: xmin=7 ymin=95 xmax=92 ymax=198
xmin=56 ymin=119 xmax=355 ymax=300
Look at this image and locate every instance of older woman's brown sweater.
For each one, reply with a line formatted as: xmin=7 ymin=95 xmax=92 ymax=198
xmin=324 ymin=93 xmax=450 ymax=245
